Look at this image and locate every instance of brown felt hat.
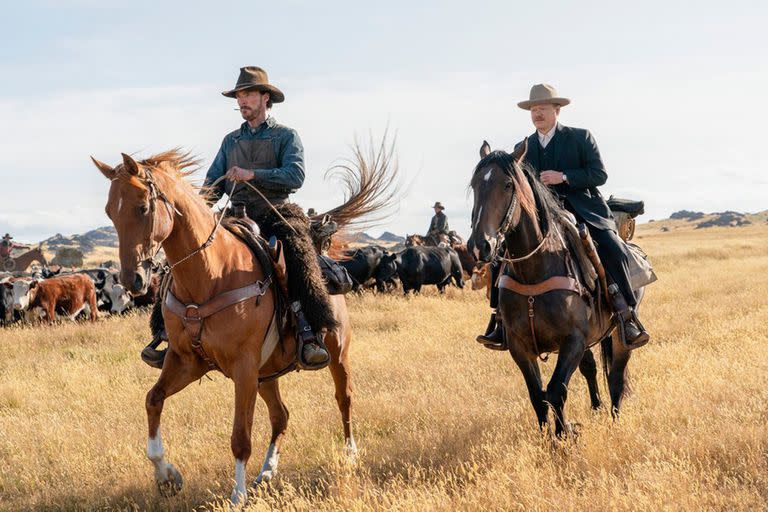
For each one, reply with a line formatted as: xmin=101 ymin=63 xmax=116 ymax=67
xmin=222 ymin=66 xmax=285 ymax=103
xmin=432 ymin=202 xmax=445 ymax=210
xmin=517 ymin=83 xmax=570 ymax=110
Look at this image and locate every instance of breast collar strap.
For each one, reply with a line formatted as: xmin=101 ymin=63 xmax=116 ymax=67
xmin=164 ymin=276 xmax=273 ymax=371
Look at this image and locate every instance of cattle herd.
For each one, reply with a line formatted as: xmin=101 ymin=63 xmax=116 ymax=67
xmin=338 ymin=242 xmax=490 ymax=295
xmin=0 ymin=265 xmax=160 ymax=326
xmin=0 ymin=243 xmax=491 ymax=327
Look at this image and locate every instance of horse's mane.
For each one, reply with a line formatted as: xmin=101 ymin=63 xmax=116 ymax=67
xmin=114 ymin=149 xmax=212 ymax=210
xmin=473 ymin=150 xmax=565 ymax=235
xmin=316 ymin=133 xmax=400 ymax=231
xmin=139 ymin=149 xmax=201 ymax=178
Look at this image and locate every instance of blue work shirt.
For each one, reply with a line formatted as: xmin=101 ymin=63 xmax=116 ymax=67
xmin=203 ymin=116 xmax=305 ymax=202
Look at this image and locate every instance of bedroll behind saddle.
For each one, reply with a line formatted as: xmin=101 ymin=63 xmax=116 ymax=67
xmin=608 ymin=196 xmax=645 ymax=241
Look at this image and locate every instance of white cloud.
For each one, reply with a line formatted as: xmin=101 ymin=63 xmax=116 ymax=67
xmin=1 ymin=69 xmax=766 ymax=243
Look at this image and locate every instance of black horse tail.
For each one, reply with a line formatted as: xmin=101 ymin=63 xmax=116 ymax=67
xmin=600 ymin=335 xmax=612 ymax=392
xmin=600 ymin=334 xmax=633 ymax=400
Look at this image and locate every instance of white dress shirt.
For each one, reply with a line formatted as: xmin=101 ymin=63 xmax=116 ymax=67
xmin=538 ymin=124 xmax=557 ymax=149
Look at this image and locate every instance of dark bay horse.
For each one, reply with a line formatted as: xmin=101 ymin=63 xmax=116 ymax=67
xmin=467 ymin=140 xmax=642 ymax=437
xmin=91 ymin=146 xmax=393 ymax=505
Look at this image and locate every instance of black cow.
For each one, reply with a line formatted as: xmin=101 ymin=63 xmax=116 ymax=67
xmin=338 ymin=245 xmax=394 ymax=292
xmin=75 ymin=268 xmax=127 ymax=312
xmin=379 ymin=246 xmax=464 ymax=294
xmin=0 ymin=277 xmax=13 ymax=324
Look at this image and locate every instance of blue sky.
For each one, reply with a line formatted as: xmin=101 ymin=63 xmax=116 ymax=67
xmin=1 ymin=1 xmax=766 ymax=242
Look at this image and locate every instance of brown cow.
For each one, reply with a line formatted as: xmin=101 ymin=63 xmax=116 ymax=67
xmin=25 ymin=274 xmax=98 ymax=323
xmin=452 ymin=243 xmax=477 ymax=278
xmin=471 ymin=262 xmax=492 ymax=298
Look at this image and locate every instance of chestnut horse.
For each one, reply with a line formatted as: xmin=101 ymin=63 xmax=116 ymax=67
xmin=2 ymin=246 xmax=47 ymax=272
xmin=467 ymin=141 xmax=643 ymax=437
xmin=92 ymin=146 xmax=394 ymax=505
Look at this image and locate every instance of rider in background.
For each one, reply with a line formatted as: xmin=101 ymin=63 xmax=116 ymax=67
xmin=426 ymin=202 xmax=449 ymax=245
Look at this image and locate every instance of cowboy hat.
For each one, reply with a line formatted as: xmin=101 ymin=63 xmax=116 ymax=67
xmin=222 ymin=66 xmax=285 ymax=103
xmin=517 ymin=84 xmax=570 ymax=110
xmin=432 ymin=202 xmax=445 ymax=210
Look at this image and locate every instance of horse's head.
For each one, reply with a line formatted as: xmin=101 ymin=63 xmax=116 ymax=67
xmin=91 ymin=153 xmax=175 ymax=295
xmin=467 ymin=139 xmax=534 ymax=262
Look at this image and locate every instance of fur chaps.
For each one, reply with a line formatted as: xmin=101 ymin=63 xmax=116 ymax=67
xmin=254 ymin=203 xmax=339 ymax=332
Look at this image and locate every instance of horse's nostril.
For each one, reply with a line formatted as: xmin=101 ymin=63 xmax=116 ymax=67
xmin=482 ymin=240 xmax=491 ymax=254
xmin=133 ymin=272 xmax=145 ymax=292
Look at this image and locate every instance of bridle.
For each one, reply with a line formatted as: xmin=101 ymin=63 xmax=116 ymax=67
xmin=134 ymin=169 xmax=233 ymax=274
xmin=473 ymin=162 xmax=551 ymax=265
xmin=132 ymin=168 xmax=297 ymax=274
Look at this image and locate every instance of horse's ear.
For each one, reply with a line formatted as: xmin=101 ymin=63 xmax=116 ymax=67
xmin=511 ymin=138 xmax=528 ymax=164
xmin=121 ymin=153 xmax=142 ymax=176
xmin=480 ymin=140 xmax=491 ymax=158
xmin=91 ymin=156 xmax=115 ymax=180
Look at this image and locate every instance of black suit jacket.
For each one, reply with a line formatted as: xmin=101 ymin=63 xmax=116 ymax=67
xmin=520 ymin=123 xmax=614 ymax=231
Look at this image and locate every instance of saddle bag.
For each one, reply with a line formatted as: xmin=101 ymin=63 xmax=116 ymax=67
xmin=625 ymin=242 xmax=658 ymax=291
xmin=317 ymin=255 xmax=354 ymax=295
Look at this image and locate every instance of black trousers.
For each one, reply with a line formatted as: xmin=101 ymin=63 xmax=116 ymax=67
xmin=588 ymin=226 xmax=637 ymax=307
xmin=488 ymin=225 xmax=637 ymax=310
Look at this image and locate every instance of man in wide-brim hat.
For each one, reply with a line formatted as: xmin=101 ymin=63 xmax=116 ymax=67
xmin=141 ymin=66 xmax=334 ymax=371
xmin=426 ymin=202 xmax=449 ymax=243
xmin=477 ymin=83 xmax=650 ymax=350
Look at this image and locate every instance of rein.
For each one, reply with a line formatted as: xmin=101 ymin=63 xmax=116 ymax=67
xmin=480 ymin=164 xmax=583 ymax=362
xmin=134 ymin=168 xmax=302 ymax=375
xmin=492 ymin=182 xmax=552 ymax=266
xmin=138 ymin=171 xmax=298 ymax=274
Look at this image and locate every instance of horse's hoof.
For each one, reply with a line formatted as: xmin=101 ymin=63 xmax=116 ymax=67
xmin=253 ymin=469 xmax=275 ymax=486
xmin=230 ymin=487 xmax=248 ymax=506
xmin=565 ymin=421 xmax=582 ymax=440
xmin=156 ymin=464 xmax=183 ymax=497
xmin=344 ymin=438 xmax=359 ymax=463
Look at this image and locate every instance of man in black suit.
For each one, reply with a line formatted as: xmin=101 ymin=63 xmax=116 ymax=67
xmin=477 ymin=84 xmax=649 ymax=349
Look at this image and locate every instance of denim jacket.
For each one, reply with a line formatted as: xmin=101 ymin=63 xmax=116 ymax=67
xmin=203 ymin=116 xmax=305 ymax=202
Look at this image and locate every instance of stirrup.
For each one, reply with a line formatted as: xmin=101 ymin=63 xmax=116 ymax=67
xmin=141 ymin=331 xmax=167 ymax=369
xmin=297 ymin=331 xmax=330 ymax=370
xmin=291 ymin=301 xmax=330 ymax=371
xmin=615 ymin=310 xmax=649 ymax=350
xmin=476 ymin=314 xmax=507 ymax=350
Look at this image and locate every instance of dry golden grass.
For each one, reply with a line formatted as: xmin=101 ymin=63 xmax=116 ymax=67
xmin=1 ymin=225 xmax=767 ymax=511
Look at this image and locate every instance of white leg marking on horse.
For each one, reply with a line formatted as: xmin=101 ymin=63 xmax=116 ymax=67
xmin=484 ymin=170 xmax=492 ymax=182
xmin=254 ymin=443 xmax=279 ymax=485
xmin=147 ymin=430 xmax=170 ymax=479
xmin=231 ymin=459 xmax=248 ymax=505
xmin=345 ymin=437 xmax=358 ymax=460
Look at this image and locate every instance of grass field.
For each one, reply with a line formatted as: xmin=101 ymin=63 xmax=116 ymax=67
xmin=1 ymin=223 xmax=767 ymax=511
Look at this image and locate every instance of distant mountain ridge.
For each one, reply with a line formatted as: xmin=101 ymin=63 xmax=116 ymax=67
xmin=41 ymin=226 xmax=118 ymax=254
xmin=377 ymin=231 xmax=405 ymax=243
xmin=650 ymin=209 xmax=767 ymax=231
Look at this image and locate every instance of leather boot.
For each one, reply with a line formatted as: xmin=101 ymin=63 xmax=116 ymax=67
xmin=621 ymin=310 xmax=650 ymax=349
xmin=476 ymin=312 xmax=507 ymax=350
xmin=608 ymin=284 xmax=650 ymax=349
xmin=141 ymin=329 xmax=167 ymax=369
xmin=291 ymin=301 xmax=330 ymax=368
